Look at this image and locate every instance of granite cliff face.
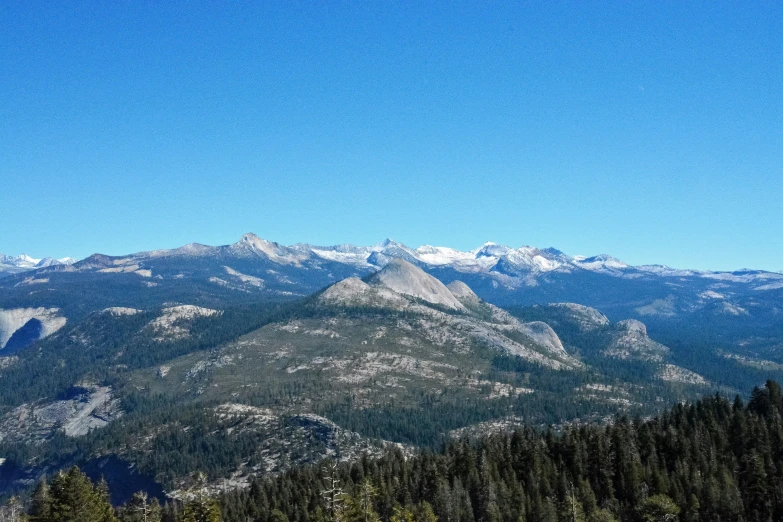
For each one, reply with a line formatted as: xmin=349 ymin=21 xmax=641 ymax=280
xmin=0 ymin=307 xmax=66 ymax=351
xmin=0 ymin=384 xmax=121 ymax=444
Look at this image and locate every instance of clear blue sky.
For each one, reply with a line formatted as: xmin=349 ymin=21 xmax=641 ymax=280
xmin=1 ymin=2 xmax=781 ymax=271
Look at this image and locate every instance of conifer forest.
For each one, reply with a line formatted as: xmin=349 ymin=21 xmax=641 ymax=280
xmin=5 ymin=381 xmax=783 ymax=522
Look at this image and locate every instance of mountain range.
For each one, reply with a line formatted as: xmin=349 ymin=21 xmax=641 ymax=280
xmin=2 ymin=233 xmax=782 ymax=353
xmin=0 ymin=253 xmax=76 ymax=275
xmin=0 ymin=233 xmax=782 ymax=502
xmin=7 ymin=232 xmax=780 ymax=282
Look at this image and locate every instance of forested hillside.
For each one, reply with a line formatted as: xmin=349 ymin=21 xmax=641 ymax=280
xmin=8 ymin=381 xmax=783 ymax=522
xmin=215 ymin=380 xmax=783 ymax=522
xmin=2 ymin=264 xmax=779 ymax=504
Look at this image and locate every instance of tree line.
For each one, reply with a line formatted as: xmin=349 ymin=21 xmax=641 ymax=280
xmin=8 ymin=381 xmax=783 ymax=521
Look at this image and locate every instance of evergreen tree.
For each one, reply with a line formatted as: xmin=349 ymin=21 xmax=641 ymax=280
xmin=29 ymin=479 xmax=51 ymax=522
xmin=179 ymin=473 xmax=222 ymax=522
xmin=119 ymin=492 xmax=161 ymax=522
xmin=637 ymin=494 xmax=680 ymax=522
xmin=180 ymin=501 xmax=221 ymax=522
xmin=586 ymin=509 xmax=617 ymax=522
xmin=43 ymin=467 xmax=118 ymax=522
xmin=0 ymin=496 xmax=24 ymax=522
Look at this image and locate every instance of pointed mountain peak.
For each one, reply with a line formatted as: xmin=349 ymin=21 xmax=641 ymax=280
xmin=239 ymin=232 xmax=270 ymax=247
xmin=475 ymin=242 xmax=513 ymax=258
xmin=233 ymin=233 xmax=307 ymax=265
xmin=35 ymin=257 xmax=63 ymax=267
xmin=368 ymin=259 xmax=465 ymax=310
xmin=378 ymin=238 xmax=411 ymax=250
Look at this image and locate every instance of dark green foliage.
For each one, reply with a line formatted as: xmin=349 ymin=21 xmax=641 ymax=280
xmin=216 ymin=381 xmax=783 ymax=522
xmin=0 ymin=301 xmax=300 ymax=410
xmin=508 ymin=303 xmax=783 ymax=397
xmin=36 ymin=467 xmax=117 ymax=522
xmin=118 ymin=491 xmax=161 ymax=522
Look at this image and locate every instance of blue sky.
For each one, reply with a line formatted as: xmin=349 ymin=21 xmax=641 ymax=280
xmin=1 ymin=2 xmax=781 ymax=271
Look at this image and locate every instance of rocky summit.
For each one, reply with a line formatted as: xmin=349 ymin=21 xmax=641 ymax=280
xmin=0 ymin=234 xmax=780 ymax=504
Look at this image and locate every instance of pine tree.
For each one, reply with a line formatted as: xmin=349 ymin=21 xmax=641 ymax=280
xmin=389 ymin=506 xmax=414 ymax=522
xmin=180 ymin=473 xmax=222 ymax=522
xmin=29 ymin=479 xmax=51 ymax=522
xmin=637 ymin=494 xmax=680 ymax=522
xmin=353 ymin=480 xmax=380 ymax=522
xmin=181 ymin=501 xmax=221 ymax=522
xmin=412 ymin=501 xmax=437 ymax=522
xmin=120 ymin=492 xmax=162 ymax=522
xmin=321 ymin=461 xmax=346 ymax=522
xmin=0 ymin=496 xmax=24 ymax=522
xmin=44 ymin=467 xmax=118 ymax=522
xmin=586 ymin=509 xmax=618 ymax=522
xmin=269 ymin=509 xmax=289 ymax=522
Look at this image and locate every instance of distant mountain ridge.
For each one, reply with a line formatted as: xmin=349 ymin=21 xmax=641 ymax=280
xmin=0 ymin=235 xmax=782 ymax=500
xmin=22 ymin=232 xmax=780 ymax=283
xmin=0 ymin=253 xmax=76 ymax=275
xmin=2 ymin=233 xmax=782 ymax=348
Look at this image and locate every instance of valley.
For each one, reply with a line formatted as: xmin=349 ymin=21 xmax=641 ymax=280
xmin=0 ymin=236 xmax=781 ymax=505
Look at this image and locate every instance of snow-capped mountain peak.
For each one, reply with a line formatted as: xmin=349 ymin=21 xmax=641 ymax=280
xmin=475 ymin=242 xmax=513 ymax=258
xmin=8 ymin=234 xmax=782 ymax=290
xmin=0 ymin=253 xmax=77 ymax=272
xmin=413 ymin=245 xmax=476 ymax=266
xmin=572 ymin=254 xmax=629 ymax=271
xmin=18 ymin=254 xmax=41 ymax=265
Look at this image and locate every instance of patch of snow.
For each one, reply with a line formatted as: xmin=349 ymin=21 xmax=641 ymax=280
xmin=636 ymin=265 xmax=698 ymax=277
xmin=103 ymin=307 xmax=141 ymax=316
xmin=755 ymin=282 xmax=783 ymax=291
xmin=311 ymin=248 xmax=373 ymax=266
xmin=414 ymin=245 xmax=477 ymax=266
xmin=572 ymin=254 xmax=628 ymax=271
